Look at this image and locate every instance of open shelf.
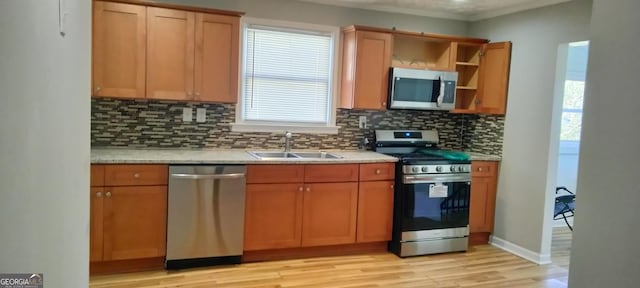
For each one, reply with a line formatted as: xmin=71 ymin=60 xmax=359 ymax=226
xmin=456 ymin=61 xmax=479 ymax=67
xmin=392 ymin=35 xmax=453 ymax=71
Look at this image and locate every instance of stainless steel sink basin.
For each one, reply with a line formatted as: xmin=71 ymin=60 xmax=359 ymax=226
xmin=248 ymin=152 xmax=300 ymax=160
xmin=248 ymin=151 xmax=342 ymax=160
xmin=292 ymin=152 xmax=342 ymax=159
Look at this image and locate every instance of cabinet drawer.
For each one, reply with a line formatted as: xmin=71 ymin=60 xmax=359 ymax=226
xmin=91 ymin=165 xmax=105 ymax=187
xmin=471 ymin=161 xmax=498 ymax=177
xmin=359 ymin=163 xmax=395 ymax=181
xmin=104 ymin=165 xmax=168 ymax=186
xmin=247 ymin=165 xmax=305 ymax=184
xmin=304 ymin=164 xmax=359 ymax=183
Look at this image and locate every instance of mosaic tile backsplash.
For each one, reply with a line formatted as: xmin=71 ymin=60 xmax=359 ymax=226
xmin=91 ymin=98 xmax=504 ymax=156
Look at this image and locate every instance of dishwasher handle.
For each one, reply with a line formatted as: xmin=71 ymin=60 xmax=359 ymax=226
xmin=170 ymin=173 xmax=245 ymax=180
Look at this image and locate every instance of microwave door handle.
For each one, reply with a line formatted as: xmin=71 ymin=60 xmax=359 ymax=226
xmin=436 ymin=77 xmax=445 ymax=107
xmin=431 ymin=77 xmax=441 ymax=104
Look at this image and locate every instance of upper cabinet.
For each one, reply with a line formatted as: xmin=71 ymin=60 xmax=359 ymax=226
xmin=340 ymin=29 xmax=392 ymax=110
xmin=92 ymin=1 xmax=242 ymax=103
xmin=452 ymin=41 xmax=512 ymax=115
xmin=339 ymin=25 xmax=511 ymax=115
xmin=92 ymin=1 xmax=146 ymax=98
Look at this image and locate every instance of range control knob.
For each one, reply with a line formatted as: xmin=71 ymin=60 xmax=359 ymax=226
xmin=450 ymin=166 xmax=456 ymax=172
xmin=458 ymin=166 xmax=465 ymax=172
xmin=436 ymin=166 xmax=443 ymax=172
xmin=421 ymin=167 xmax=428 ymax=172
xmin=412 ymin=167 xmax=419 ymax=173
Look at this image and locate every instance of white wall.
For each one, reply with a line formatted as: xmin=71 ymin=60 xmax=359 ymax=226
xmin=0 ymin=0 xmax=90 ymax=287
xmin=155 ymin=0 xmax=469 ymax=36
xmin=568 ymin=0 xmax=640 ymax=286
xmin=469 ymin=0 xmax=592 ymax=260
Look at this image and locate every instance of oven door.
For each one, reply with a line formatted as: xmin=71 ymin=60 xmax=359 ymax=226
xmin=400 ymin=174 xmax=471 ymax=234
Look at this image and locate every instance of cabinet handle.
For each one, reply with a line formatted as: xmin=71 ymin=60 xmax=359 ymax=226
xmin=96 ymin=192 xmax=102 ymax=198
xmin=382 ymin=102 xmax=387 ymax=107
xmin=133 ymin=173 xmax=140 ymax=179
xmin=375 ymin=169 xmax=381 ymax=175
xmin=95 ymin=86 xmax=101 ymax=92
xmin=390 ymin=185 xmax=394 ymax=189
xmin=478 ymin=167 xmax=483 ymax=172
xmin=298 ymin=186 xmax=303 ymax=192
xmin=305 ymin=187 xmax=311 ymax=192
xmin=195 ymin=92 xmax=201 ymax=97
xmin=105 ymin=192 xmax=112 ymax=198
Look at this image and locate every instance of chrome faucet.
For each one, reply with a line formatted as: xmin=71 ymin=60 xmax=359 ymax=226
xmin=284 ymin=131 xmax=293 ymax=152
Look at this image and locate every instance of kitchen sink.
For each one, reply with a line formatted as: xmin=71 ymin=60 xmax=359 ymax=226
xmin=248 ymin=152 xmax=300 ymax=160
xmin=292 ymin=152 xmax=342 ymax=159
xmin=248 ymin=151 xmax=342 ymax=160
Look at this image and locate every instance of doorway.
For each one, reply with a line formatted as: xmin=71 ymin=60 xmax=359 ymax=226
xmin=551 ymin=41 xmax=589 ymax=268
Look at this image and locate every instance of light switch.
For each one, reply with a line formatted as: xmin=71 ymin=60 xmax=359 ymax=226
xmin=196 ymin=108 xmax=206 ymax=123
xmin=182 ymin=108 xmax=193 ymax=122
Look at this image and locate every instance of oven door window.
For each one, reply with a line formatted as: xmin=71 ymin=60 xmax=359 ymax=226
xmin=402 ymin=182 xmax=470 ymax=231
xmin=393 ymin=78 xmax=438 ymax=102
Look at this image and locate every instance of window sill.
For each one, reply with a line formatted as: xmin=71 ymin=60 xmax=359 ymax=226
xmin=230 ymin=123 xmax=340 ymax=134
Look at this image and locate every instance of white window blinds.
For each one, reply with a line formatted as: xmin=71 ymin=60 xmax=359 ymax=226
xmin=243 ymin=25 xmax=333 ymax=124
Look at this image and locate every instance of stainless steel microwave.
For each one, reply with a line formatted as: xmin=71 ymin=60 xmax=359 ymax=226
xmin=388 ymin=67 xmax=458 ymax=111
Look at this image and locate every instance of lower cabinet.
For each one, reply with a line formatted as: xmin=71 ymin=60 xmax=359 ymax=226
xmin=469 ymin=161 xmax=499 ymax=242
xmin=244 ymin=183 xmax=304 ymax=251
xmin=301 ymin=182 xmax=358 ymax=247
xmin=244 ymin=163 xmax=395 ymax=252
xmin=357 ymin=181 xmax=394 ymax=243
xmin=90 ymin=164 xmax=168 ymax=274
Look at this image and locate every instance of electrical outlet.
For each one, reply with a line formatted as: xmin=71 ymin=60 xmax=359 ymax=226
xmin=359 ymin=116 xmax=367 ymax=129
xmin=182 ymin=108 xmax=193 ymax=122
xmin=196 ymin=108 xmax=206 ymax=123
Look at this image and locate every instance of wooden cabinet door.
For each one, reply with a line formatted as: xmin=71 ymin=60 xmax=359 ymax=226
xmin=194 ymin=13 xmax=239 ymax=103
xmin=147 ymin=7 xmax=195 ymax=101
xmin=103 ymin=186 xmax=167 ymax=261
xmin=357 ymin=181 xmax=394 ymax=243
xmin=302 ymin=182 xmax=358 ymax=247
xmin=341 ymin=31 xmax=392 ymax=110
xmin=92 ymin=1 xmax=146 ymax=98
xmin=244 ymin=184 xmax=304 ymax=251
xmin=90 ymin=187 xmax=105 ymax=262
xmin=354 ymin=31 xmax=392 ymax=109
xmin=469 ymin=171 xmax=498 ymax=233
xmin=478 ymin=42 xmax=512 ymax=115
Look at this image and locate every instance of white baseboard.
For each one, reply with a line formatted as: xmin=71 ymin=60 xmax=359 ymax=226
xmin=489 ymin=235 xmax=552 ymax=265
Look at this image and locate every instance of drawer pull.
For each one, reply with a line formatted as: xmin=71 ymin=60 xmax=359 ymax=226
xmin=375 ymin=169 xmax=381 ymax=175
xmin=478 ymin=167 xmax=483 ymax=172
xmin=133 ymin=173 xmax=140 ymax=178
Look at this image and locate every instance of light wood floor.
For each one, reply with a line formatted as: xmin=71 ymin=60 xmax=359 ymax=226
xmin=91 ymin=228 xmax=572 ymax=288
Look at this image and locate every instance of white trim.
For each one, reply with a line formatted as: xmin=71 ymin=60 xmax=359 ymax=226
xmin=489 ymin=235 xmax=552 ymax=265
xmin=235 ymin=17 xmax=340 ymax=133
xmin=231 ymin=123 xmax=340 ymax=134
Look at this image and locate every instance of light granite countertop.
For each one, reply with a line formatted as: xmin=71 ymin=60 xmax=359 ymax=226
xmin=91 ymin=148 xmax=501 ymax=164
xmin=465 ymin=152 xmax=502 ymax=162
xmin=91 ymin=148 xmax=399 ymax=164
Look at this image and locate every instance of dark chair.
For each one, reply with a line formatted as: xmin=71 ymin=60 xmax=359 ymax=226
xmin=554 ymin=186 xmax=576 ymax=231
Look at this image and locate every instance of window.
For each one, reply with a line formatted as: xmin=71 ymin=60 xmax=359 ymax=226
xmin=560 ymin=41 xmax=589 ymax=142
xmin=232 ymin=18 xmax=339 ymax=134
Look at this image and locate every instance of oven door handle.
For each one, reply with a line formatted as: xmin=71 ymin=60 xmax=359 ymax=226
xmin=403 ymin=174 xmax=471 ymax=184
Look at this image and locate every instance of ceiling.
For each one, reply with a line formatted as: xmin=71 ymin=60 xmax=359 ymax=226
xmin=297 ymin=0 xmax=571 ymax=21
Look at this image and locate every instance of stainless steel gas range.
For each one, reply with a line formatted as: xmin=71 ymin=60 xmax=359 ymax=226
xmin=374 ymin=130 xmax=471 ymax=257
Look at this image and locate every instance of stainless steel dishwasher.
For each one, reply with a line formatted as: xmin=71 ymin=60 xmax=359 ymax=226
xmin=165 ymin=165 xmax=246 ymax=270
